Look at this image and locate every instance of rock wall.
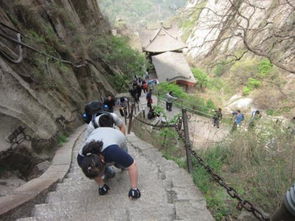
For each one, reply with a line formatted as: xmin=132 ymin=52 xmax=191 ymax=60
xmin=0 ymin=0 xmax=115 ymax=152
xmin=181 ymin=0 xmax=294 ymax=73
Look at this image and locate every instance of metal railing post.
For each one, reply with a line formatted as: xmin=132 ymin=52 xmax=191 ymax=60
xmin=128 ymin=103 xmax=135 ymax=134
xmin=182 ymin=109 xmax=193 ymax=173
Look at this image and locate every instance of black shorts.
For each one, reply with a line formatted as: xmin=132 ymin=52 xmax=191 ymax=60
xmin=77 ymin=145 xmax=134 ymax=168
xmin=77 ymin=154 xmax=84 ymax=167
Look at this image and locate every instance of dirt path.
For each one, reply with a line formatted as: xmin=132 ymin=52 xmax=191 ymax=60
xmin=141 ymin=95 xmax=231 ymax=150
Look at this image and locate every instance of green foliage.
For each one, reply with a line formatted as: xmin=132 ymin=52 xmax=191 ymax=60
xmin=206 ymin=191 xmax=232 ymax=220
xmin=206 ymin=99 xmax=215 ymax=110
xmin=258 ymin=59 xmax=273 ymax=77
xmin=229 ymin=57 xmax=276 ymax=96
xmin=242 ymin=86 xmax=251 ymax=96
xmin=265 ymin=109 xmax=275 ymax=116
xmin=247 ymin=78 xmax=261 ymax=88
xmin=192 ymin=123 xmax=295 ymax=219
xmin=156 ymin=82 xmax=216 ymax=116
xmin=213 ymin=61 xmax=228 ymax=77
xmin=159 ymin=128 xmax=177 ymax=147
xmin=157 ymin=82 xmax=188 ymax=99
xmin=99 ymin=0 xmax=186 ymax=27
xmin=242 ymin=78 xmax=261 ymax=96
xmin=28 ymin=31 xmax=47 ymax=44
xmin=57 ymin=134 xmax=68 ymax=145
xmin=231 ymin=58 xmax=259 ymax=75
xmin=169 ymin=113 xmax=182 ymax=124
xmin=208 ymin=78 xmax=224 ymax=91
xmin=153 ymin=105 xmax=166 ymax=117
xmin=90 ymin=35 xmax=148 ymax=81
xmin=192 ymin=68 xmax=209 ymax=90
xmin=192 ymin=146 xmax=232 ymax=220
xmin=159 ymin=128 xmax=178 ymax=139
xmin=108 ymin=74 xmax=129 ymax=92
xmin=230 ymin=58 xmax=260 ymax=89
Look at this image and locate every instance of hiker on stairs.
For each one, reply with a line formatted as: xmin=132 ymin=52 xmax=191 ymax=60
xmin=85 ymin=110 xmax=126 ymax=138
xmin=77 ymin=114 xmax=141 ymax=199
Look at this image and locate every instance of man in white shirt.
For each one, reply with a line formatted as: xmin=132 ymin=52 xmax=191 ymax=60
xmin=85 ymin=112 xmax=126 ymax=139
xmin=77 ymin=114 xmax=140 ymax=199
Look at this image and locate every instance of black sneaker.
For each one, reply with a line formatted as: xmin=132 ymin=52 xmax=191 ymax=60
xmin=98 ymin=184 xmax=110 ymax=195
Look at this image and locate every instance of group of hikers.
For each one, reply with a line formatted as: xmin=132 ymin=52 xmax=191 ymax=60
xmin=77 ymin=74 xmax=183 ymax=200
xmin=77 ymin=72 xmax=295 ymax=203
xmin=213 ymin=107 xmax=295 ymax=138
xmin=211 ymin=108 xmax=262 ymax=131
xmin=80 ymin=96 xmax=140 ymax=200
xmin=128 ymin=75 xmax=159 ymax=104
xmin=128 ymin=76 xmax=178 ymax=121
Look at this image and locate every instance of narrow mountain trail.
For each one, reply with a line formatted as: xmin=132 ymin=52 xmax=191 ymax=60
xmin=15 ymin=93 xmax=215 ymax=221
xmin=16 ymin=128 xmax=214 ymax=221
xmin=146 ymin=95 xmax=230 ymax=150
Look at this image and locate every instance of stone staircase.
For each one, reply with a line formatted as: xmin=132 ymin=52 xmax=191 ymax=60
xmin=16 ymin=131 xmax=214 ymax=221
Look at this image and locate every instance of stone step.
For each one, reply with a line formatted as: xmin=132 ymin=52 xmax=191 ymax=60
xmin=33 ymin=201 xmax=82 ymax=217
xmin=17 ymin=218 xmax=37 ymax=221
xmin=17 ymin=129 xmax=214 ymax=221
xmin=18 ymin=204 xmax=174 ymax=221
xmin=47 ymin=182 xmax=168 ymax=205
xmin=33 ymin=200 xmax=174 ymax=220
xmin=18 ymin=208 xmax=128 ymax=221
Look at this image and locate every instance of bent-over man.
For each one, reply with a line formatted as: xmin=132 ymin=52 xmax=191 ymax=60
xmin=77 ymin=115 xmax=140 ymax=199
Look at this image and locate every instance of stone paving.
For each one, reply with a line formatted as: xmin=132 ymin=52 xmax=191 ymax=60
xmin=16 ymin=129 xmax=214 ymax=221
xmin=14 ymin=91 xmax=216 ymax=221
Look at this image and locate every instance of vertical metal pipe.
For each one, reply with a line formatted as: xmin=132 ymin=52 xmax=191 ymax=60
xmin=128 ymin=104 xmax=135 ymax=134
xmin=182 ymin=109 xmax=193 ymax=173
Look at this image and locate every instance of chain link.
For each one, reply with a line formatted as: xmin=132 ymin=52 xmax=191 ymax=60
xmin=133 ymin=115 xmax=177 ymax=128
xmin=132 ymin=104 xmax=270 ymax=221
xmin=189 ymin=148 xmax=269 ymax=221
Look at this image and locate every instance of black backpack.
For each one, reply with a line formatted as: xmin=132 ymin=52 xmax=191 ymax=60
xmin=83 ymin=101 xmax=115 ymax=128
xmin=83 ymin=101 xmax=104 ymax=124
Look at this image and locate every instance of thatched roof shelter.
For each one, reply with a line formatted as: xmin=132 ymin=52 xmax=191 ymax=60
xmin=152 ymin=52 xmax=196 ymax=86
xmin=140 ymin=26 xmax=186 ymax=53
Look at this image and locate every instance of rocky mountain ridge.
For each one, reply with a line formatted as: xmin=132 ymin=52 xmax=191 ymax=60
xmin=0 ymin=0 xmax=116 ymax=154
xmin=181 ymin=0 xmax=294 ymax=74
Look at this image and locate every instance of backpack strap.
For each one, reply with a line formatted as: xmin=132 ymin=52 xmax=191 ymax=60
xmin=91 ymin=114 xmax=99 ymax=129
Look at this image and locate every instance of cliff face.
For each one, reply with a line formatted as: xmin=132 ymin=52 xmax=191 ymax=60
xmin=181 ymin=0 xmax=294 ymax=73
xmin=0 ymin=0 xmax=115 ymax=152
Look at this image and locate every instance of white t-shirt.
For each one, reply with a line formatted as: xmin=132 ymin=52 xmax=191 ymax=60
xmin=84 ymin=113 xmax=123 ymax=139
xmin=80 ymin=127 xmax=127 ymax=156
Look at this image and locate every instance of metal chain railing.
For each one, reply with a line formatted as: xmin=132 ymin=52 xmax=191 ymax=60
xmin=188 ymin=147 xmax=269 ymax=221
xmin=0 ymin=23 xmax=86 ymax=68
xmin=175 ymin=112 xmax=270 ymax=221
xmin=0 ymin=31 xmax=86 ymax=68
xmin=133 ymin=115 xmax=177 ymax=128
xmin=127 ymin=102 xmax=269 ymax=221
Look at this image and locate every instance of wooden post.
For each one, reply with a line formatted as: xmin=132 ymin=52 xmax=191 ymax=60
xmin=134 ymin=102 xmax=137 ymax=115
xmin=128 ymin=103 xmax=135 ymax=134
xmin=182 ymin=109 xmax=193 ymax=173
xmin=127 ymin=100 xmax=130 ymax=115
xmin=124 ymin=109 xmax=127 ymax=125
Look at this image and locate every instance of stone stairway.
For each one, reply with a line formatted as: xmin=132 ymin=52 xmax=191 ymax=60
xmin=16 ymin=130 xmax=214 ymax=221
